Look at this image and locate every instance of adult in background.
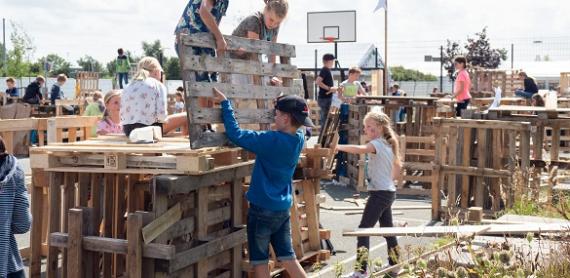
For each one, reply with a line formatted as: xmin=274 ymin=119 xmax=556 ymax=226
xmin=23 ymin=76 xmax=45 ymax=105
xmin=121 ymin=57 xmax=188 ymax=137
xmin=515 ymin=71 xmax=539 ymax=99
xmin=453 ymin=56 xmax=472 ymax=117
xmin=116 ymin=48 xmax=131 ymax=89
xmin=0 ymin=136 xmax=32 ymax=278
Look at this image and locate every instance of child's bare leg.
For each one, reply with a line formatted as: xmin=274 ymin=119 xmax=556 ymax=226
xmin=281 ymin=259 xmax=307 ymax=278
xmin=253 ymin=264 xmax=271 ymax=278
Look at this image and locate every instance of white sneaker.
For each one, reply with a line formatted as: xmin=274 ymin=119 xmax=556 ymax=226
xmin=342 ymin=271 xmax=369 ymax=278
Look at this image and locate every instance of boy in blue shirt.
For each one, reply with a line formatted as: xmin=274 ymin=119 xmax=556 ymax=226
xmin=213 ymin=88 xmax=313 ymax=277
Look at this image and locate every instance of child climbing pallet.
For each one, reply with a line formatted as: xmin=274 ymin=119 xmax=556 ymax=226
xmin=178 ymin=32 xmax=302 ymax=149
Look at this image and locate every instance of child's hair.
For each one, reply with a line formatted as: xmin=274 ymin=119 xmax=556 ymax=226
xmin=287 ymin=112 xmax=302 ymax=129
xmin=118 ymin=48 xmax=124 ymax=55
xmin=175 ymin=91 xmax=184 ymax=101
xmin=36 ymin=75 xmax=46 ymax=83
xmin=364 ymin=112 xmax=402 ymax=167
xmin=92 ymin=91 xmax=103 ymax=102
xmin=454 ymin=56 xmax=467 ymax=68
xmin=133 ymin=57 xmax=162 ymax=81
xmin=264 ymin=0 xmax=289 ymax=18
xmin=102 ymin=90 xmax=121 ymax=120
xmin=6 ymin=77 xmax=15 ymax=83
xmin=176 ymin=86 xmax=184 ymax=93
xmin=322 ymin=53 xmax=335 ymax=62
xmin=518 ymin=71 xmax=537 ymax=83
xmin=393 ymin=83 xmax=400 ymax=89
xmin=348 ymin=66 xmax=362 ymax=75
xmin=0 ymin=136 xmax=7 ymax=159
xmin=531 ymin=94 xmax=545 ymax=107
xmin=56 ymin=74 xmax=68 ymax=83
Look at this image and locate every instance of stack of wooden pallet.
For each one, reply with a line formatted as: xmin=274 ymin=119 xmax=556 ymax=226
xmin=471 ymin=68 xmax=523 ymax=97
xmin=308 ymin=100 xmax=321 ymax=133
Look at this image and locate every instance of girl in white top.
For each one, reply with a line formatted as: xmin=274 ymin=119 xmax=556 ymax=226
xmin=336 ymin=111 xmax=402 ymax=277
xmin=121 ymin=57 xmax=188 ymax=137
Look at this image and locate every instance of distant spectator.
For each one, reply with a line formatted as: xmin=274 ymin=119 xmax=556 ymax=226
xmin=5 ymin=77 xmax=19 ymax=97
xmin=316 ymin=53 xmax=337 ymax=126
xmin=174 ymin=89 xmax=185 ymax=114
xmin=531 ymin=93 xmax=545 ymax=107
xmin=116 ymin=48 xmax=131 ymax=89
xmin=432 ymin=87 xmax=439 ymax=94
xmin=360 ymin=81 xmax=369 ymax=94
xmin=453 ymin=56 xmax=472 ymax=117
xmin=336 ymin=66 xmax=365 ymax=107
xmin=84 ymin=91 xmax=106 ymax=137
xmin=392 ymin=83 xmax=406 ymax=122
xmin=50 ymin=74 xmax=68 ymax=105
xmin=23 ymin=76 xmax=45 ymax=105
xmin=0 ymin=136 xmax=32 ymax=278
xmin=515 ymin=71 xmax=538 ymax=99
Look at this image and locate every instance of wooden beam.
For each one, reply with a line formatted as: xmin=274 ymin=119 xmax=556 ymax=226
xmin=186 ymin=81 xmax=301 ymax=99
xmin=191 ymin=108 xmax=274 ymax=124
xmin=181 ymin=55 xmax=298 ymax=79
xmin=179 ymin=32 xmax=296 ymax=57
xmin=127 ymin=213 xmax=144 ymax=278
xmin=142 ymin=203 xmax=183 ymax=244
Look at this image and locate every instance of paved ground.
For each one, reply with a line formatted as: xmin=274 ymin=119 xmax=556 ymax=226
xmin=14 ymin=152 xmax=439 ymax=278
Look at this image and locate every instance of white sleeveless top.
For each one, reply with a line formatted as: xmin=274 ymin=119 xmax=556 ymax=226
xmin=366 ymin=138 xmax=396 ymax=191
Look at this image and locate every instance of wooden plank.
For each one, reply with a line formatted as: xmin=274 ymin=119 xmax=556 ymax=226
xmin=30 ymin=169 xmax=46 ymax=277
xmin=67 ymin=209 xmax=84 ymax=278
xmin=289 ymin=192 xmax=304 ymax=258
xmin=191 ymin=107 xmax=274 ymax=124
xmin=491 ymin=129 xmax=502 ymax=211
xmin=302 ymin=180 xmax=320 ymax=251
xmin=435 ymin=117 xmax=531 ymax=131
xmin=447 ymin=126 xmax=458 ymax=207
xmin=49 ymin=233 xmax=176 ymax=260
xmin=167 ymin=228 xmax=247 ymax=273
xmin=47 ymin=172 xmax=63 ymax=278
xmin=231 ymin=178 xmax=243 ymax=228
xmin=507 ymin=130 xmax=517 ymax=207
xmin=179 ymin=32 xmax=296 ymax=57
xmin=343 ymin=223 xmax=570 ymax=237
xmin=460 ymin=128 xmax=472 ymax=208
xmin=186 ymin=81 xmax=301 ymax=99
xmin=475 ymin=129 xmax=487 ymax=207
xmin=142 ymin=202 xmax=183 ymax=244
xmin=431 ymin=120 xmax=443 ymax=220
xmin=102 ymin=174 xmax=114 ymax=278
xmin=181 ymin=55 xmax=298 ymax=79
xmin=128 ymin=213 xmax=144 ymax=278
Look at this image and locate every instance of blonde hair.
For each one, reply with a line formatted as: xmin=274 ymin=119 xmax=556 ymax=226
xmin=364 ymin=111 xmax=402 ymax=168
xmin=133 ymin=57 xmax=163 ymax=81
xmin=264 ymin=0 xmax=289 ymax=18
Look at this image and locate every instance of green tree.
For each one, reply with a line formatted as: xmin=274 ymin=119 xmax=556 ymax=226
xmin=390 ymin=66 xmax=437 ymax=81
xmin=164 ymin=57 xmax=181 ymax=80
xmin=441 ymin=40 xmax=464 ymax=78
xmin=77 ymin=55 xmax=104 ymax=73
xmin=142 ymin=40 xmax=164 ymax=61
xmin=6 ymin=21 xmax=35 ymax=78
xmin=34 ymin=54 xmax=72 ymax=77
xmin=465 ymin=27 xmax=507 ymax=69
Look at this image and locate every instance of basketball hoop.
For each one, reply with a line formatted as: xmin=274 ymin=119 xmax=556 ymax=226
xmin=322 ymin=36 xmax=337 ymax=43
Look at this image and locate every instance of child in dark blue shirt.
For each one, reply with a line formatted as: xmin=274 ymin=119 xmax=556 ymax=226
xmin=5 ymin=78 xmax=19 ymax=97
xmin=213 ymin=88 xmax=313 ymax=277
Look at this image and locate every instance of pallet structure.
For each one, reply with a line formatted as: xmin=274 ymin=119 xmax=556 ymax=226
xmin=178 ymin=32 xmax=301 ymax=149
xmin=75 ymin=71 xmax=100 ymax=98
xmin=431 ymin=118 xmax=532 ymax=221
xmin=471 ymin=69 xmax=523 ymax=97
xmin=28 ymin=139 xmax=254 ymax=278
xmin=345 ymin=96 xmax=439 ymax=192
xmin=560 ymin=72 xmax=570 ymax=97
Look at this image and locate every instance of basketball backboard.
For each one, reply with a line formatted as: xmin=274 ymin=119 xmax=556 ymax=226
xmin=307 ymin=10 xmax=357 ymax=43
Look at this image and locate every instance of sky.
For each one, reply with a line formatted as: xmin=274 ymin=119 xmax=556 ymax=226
xmin=1 ymin=0 xmax=569 ymax=75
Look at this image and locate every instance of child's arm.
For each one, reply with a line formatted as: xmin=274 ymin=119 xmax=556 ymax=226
xmin=199 ymin=0 xmax=227 ymax=55
xmin=213 ymin=88 xmax=271 ymax=155
xmin=336 ymin=143 xmax=375 ymax=154
xmin=316 ymin=76 xmax=337 ymax=93
xmin=12 ymin=170 xmax=31 ymax=234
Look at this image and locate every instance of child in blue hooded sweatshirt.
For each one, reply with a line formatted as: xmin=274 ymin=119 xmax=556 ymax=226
xmin=0 ymin=136 xmax=31 ymax=278
xmin=213 ymin=88 xmax=313 ymax=278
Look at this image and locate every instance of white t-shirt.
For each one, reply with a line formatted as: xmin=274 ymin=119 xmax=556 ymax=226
xmin=121 ymin=78 xmax=168 ymax=126
xmin=366 ymin=138 xmax=396 ymax=191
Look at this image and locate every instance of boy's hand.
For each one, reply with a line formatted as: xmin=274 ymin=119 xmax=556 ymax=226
xmin=212 ymin=88 xmax=227 ymax=102
xmin=270 ymin=77 xmax=283 ymax=86
xmin=330 ymin=86 xmax=338 ymax=93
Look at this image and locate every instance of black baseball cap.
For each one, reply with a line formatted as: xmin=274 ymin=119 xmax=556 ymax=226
xmin=275 ymin=95 xmax=315 ymax=127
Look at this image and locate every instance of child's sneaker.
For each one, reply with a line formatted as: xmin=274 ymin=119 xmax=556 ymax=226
xmin=342 ymin=271 xmax=369 ymax=278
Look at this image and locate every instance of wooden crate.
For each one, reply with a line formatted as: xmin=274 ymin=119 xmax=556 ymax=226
xmin=178 ymin=32 xmax=302 ymax=149
xmin=398 ymin=135 xmax=435 ymax=197
xmin=471 ymin=69 xmax=523 ymax=97
xmin=431 ymin=118 xmax=532 ymax=221
xmin=35 ymin=159 xmax=251 ymax=278
xmin=75 ymin=71 xmax=99 ymax=98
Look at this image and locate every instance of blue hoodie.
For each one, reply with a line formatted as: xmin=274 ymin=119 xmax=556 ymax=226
xmin=221 ymin=100 xmax=304 ymax=211
xmin=0 ymin=155 xmax=31 ymax=278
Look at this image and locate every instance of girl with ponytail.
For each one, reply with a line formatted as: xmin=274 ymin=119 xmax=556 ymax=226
xmin=336 ymin=111 xmax=401 ymax=277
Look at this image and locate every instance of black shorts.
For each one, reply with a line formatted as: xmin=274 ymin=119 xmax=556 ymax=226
xmin=123 ymin=122 xmax=163 ymax=137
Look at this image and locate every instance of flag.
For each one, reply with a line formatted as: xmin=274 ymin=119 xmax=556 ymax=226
xmin=374 ymin=0 xmax=387 ymax=12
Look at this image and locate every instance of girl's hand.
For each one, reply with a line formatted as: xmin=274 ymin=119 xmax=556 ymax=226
xmin=270 ymin=77 xmax=283 ymax=86
xmin=212 ymin=88 xmax=227 ymax=102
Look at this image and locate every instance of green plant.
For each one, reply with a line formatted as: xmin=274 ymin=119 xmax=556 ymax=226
xmin=333 ymin=261 xmax=345 ymax=278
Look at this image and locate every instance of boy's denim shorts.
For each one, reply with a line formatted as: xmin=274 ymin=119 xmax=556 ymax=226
xmin=247 ymin=204 xmax=296 ymax=266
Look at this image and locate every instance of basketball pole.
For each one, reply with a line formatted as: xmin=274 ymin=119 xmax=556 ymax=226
xmin=383 ymin=0 xmax=388 ymax=96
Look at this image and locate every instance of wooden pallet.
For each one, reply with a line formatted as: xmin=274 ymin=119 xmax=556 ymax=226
xmin=75 ymin=71 xmax=99 ymax=98
xmin=398 ymin=135 xmax=435 ymax=197
xmin=317 ymin=106 xmax=340 ymax=148
xmin=431 ymin=118 xmax=532 ymax=221
xmin=561 ymin=72 xmax=570 ymax=97
xmin=178 ymin=32 xmax=301 ymax=149
xmin=471 ymin=69 xmax=523 ymax=97
xmin=37 ymin=162 xmax=251 ymax=278
xmin=30 ymin=139 xmax=252 ymax=175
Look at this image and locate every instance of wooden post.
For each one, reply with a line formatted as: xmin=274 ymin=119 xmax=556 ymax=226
xmin=30 ymin=169 xmax=47 ymax=277
xmin=431 ymin=119 xmax=443 ymax=220
xmin=67 ymin=208 xmax=93 ymax=278
xmin=47 ymin=172 xmax=63 ymax=278
xmin=127 ymin=212 xmax=144 ymax=278
xmin=460 ymin=128 xmax=472 ymax=208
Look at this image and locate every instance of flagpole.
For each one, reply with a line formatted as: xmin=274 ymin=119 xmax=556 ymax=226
xmin=383 ymin=0 xmax=388 ymax=96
